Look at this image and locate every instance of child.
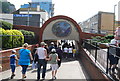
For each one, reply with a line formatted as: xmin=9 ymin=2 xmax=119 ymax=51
xmin=10 ymin=49 xmax=18 ymax=79
xmin=48 ymin=49 xmax=60 ymax=80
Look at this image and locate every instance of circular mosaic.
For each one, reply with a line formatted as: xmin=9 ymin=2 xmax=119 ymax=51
xmin=52 ymin=21 xmax=72 ymax=37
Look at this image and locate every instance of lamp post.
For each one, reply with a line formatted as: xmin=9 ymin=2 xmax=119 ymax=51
xmin=113 ymin=4 xmax=117 ymax=35
xmin=27 ymin=2 xmax=31 ymax=26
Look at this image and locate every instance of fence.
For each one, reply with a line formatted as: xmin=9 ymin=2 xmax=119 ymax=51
xmin=83 ymin=39 xmax=120 ymax=81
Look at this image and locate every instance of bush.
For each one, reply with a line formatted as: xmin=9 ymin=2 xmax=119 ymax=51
xmin=91 ymin=35 xmax=113 ymax=43
xmin=1 ymin=21 xmax=13 ymax=30
xmin=20 ymin=30 xmax=35 ymax=44
xmin=2 ymin=29 xmax=24 ymax=49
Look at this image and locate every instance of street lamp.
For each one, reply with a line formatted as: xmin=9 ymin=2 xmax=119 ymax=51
xmin=27 ymin=2 xmax=31 ymax=26
xmin=113 ymin=4 xmax=117 ymax=35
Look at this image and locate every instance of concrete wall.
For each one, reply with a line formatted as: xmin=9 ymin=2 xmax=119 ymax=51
xmin=0 ymin=14 xmax=13 ymax=24
xmin=100 ymin=13 xmax=114 ymax=34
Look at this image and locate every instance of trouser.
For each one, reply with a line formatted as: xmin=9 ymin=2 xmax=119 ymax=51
xmin=21 ymin=65 xmax=28 ymax=74
xmin=10 ymin=65 xmax=16 ymax=73
xmin=37 ymin=59 xmax=47 ymax=79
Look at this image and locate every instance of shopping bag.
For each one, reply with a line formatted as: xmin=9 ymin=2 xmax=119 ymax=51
xmin=32 ymin=61 xmax=37 ymax=69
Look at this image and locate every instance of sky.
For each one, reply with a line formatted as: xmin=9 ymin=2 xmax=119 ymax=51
xmin=7 ymin=0 xmax=120 ymax=22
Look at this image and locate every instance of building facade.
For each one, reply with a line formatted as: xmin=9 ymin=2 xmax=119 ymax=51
xmin=80 ymin=11 xmax=114 ymax=35
xmin=0 ymin=14 xmax=13 ymax=24
xmin=20 ymin=0 xmax=54 ymax=17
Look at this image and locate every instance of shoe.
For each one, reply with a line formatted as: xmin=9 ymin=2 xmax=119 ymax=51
xmin=54 ymin=76 xmax=56 ymax=79
xmin=10 ymin=74 xmax=15 ymax=79
xmin=24 ymin=76 xmax=26 ymax=78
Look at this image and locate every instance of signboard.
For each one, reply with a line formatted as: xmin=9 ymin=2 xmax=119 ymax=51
xmin=13 ymin=14 xmax=32 ymax=17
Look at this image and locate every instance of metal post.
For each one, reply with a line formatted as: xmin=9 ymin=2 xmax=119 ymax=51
xmin=27 ymin=2 xmax=31 ymax=26
xmin=106 ymin=47 xmax=109 ymax=73
xmin=27 ymin=8 xmax=29 ymax=26
xmin=113 ymin=5 xmax=117 ymax=35
xmin=95 ymin=42 xmax=98 ymax=62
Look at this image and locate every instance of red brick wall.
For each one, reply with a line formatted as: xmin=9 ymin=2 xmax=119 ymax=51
xmin=82 ymin=32 xmax=105 ymax=39
xmin=1 ymin=45 xmax=36 ymax=71
xmin=79 ymin=46 xmax=110 ymax=80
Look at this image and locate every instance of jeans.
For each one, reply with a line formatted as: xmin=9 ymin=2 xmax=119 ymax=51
xmin=21 ymin=65 xmax=28 ymax=74
xmin=37 ymin=59 xmax=47 ymax=79
xmin=10 ymin=65 xmax=16 ymax=73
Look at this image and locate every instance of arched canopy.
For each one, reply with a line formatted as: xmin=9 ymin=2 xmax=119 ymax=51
xmin=39 ymin=15 xmax=83 ymax=43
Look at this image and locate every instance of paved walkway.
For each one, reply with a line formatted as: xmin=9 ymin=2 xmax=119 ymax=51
xmin=1 ymin=59 xmax=87 ymax=81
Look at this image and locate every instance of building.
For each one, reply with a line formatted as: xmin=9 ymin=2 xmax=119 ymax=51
xmin=0 ymin=14 xmax=13 ymax=24
xmin=20 ymin=0 xmax=54 ymax=17
xmin=80 ymin=11 xmax=114 ymax=35
xmin=13 ymin=7 xmax=48 ymax=27
xmin=118 ymin=1 xmax=120 ymax=21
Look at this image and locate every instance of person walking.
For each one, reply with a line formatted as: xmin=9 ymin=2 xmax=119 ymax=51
xmin=56 ymin=46 xmax=63 ymax=67
xmin=10 ymin=49 xmax=18 ymax=79
xmin=18 ymin=43 xmax=33 ymax=81
xmin=48 ymin=49 xmax=60 ymax=80
xmin=35 ymin=42 xmax=48 ymax=81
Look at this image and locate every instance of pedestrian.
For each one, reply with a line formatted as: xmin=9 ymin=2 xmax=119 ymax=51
xmin=56 ymin=46 xmax=63 ymax=67
xmin=68 ymin=46 xmax=73 ymax=59
xmin=10 ymin=49 xmax=18 ymax=79
xmin=47 ymin=49 xmax=60 ymax=80
xmin=63 ymin=46 xmax=69 ymax=59
xmin=108 ymin=38 xmax=118 ymax=73
xmin=73 ymin=48 xmax=77 ymax=59
xmin=18 ymin=43 xmax=33 ymax=80
xmin=33 ymin=44 xmax=39 ymax=63
xmin=49 ymin=42 xmax=55 ymax=52
xmin=35 ymin=42 xmax=48 ymax=81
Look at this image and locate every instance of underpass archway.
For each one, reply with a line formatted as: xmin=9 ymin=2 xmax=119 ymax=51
xmin=39 ymin=15 xmax=83 ymax=44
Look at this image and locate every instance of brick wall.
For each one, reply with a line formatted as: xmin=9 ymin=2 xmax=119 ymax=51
xmin=1 ymin=45 xmax=36 ymax=71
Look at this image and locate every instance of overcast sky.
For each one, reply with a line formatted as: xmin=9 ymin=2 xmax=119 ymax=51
xmin=7 ymin=0 xmax=120 ymax=22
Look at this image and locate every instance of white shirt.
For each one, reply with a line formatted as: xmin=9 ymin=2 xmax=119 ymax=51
xmin=110 ymin=39 xmax=117 ymax=45
xmin=36 ymin=47 xmax=46 ymax=59
xmin=68 ymin=48 xmax=73 ymax=53
xmin=64 ymin=47 xmax=68 ymax=53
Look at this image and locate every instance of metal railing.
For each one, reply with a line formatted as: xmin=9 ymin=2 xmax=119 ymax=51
xmin=82 ymin=39 xmax=120 ymax=81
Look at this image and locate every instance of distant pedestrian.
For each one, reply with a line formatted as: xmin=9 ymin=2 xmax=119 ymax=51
xmin=73 ymin=48 xmax=77 ymax=59
xmin=49 ymin=42 xmax=55 ymax=52
xmin=68 ymin=46 xmax=73 ymax=58
xmin=35 ymin=42 xmax=48 ymax=81
xmin=47 ymin=49 xmax=60 ymax=80
xmin=18 ymin=43 xmax=33 ymax=80
xmin=56 ymin=46 xmax=63 ymax=67
xmin=63 ymin=46 xmax=69 ymax=59
xmin=10 ymin=49 xmax=18 ymax=79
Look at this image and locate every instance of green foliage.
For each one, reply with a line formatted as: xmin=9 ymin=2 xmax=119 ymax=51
xmin=91 ymin=35 xmax=114 ymax=43
xmin=1 ymin=1 xmax=15 ymax=13
xmin=20 ymin=30 xmax=35 ymax=44
xmin=1 ymin=21 xmax=13 ymax=30
xmin=2 ymin=29 xmax=24 ymax=49
xmin=2 ymin=1 xmax=10 ymax=13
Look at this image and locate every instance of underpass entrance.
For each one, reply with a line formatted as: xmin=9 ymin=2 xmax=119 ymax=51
xmin=39 ymin=15 xmax=83 ymax=52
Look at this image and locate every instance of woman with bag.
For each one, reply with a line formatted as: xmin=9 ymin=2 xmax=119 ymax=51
xmin=18 ymin=43 xmax=33 ymax=81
